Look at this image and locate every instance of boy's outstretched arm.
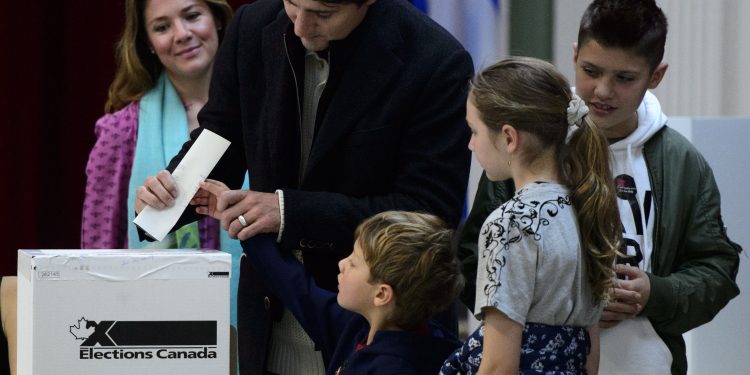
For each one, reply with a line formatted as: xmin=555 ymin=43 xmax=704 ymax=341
xmin=241 ymin=235 xmax=354 ymax=357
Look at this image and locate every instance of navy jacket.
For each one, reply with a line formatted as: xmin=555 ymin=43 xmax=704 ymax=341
xmin=243 ymin=235 xmax=460 ymax=374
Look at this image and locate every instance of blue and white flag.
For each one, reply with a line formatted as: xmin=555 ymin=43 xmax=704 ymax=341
xmin=410 ymin=0 xmax=503 ymax=71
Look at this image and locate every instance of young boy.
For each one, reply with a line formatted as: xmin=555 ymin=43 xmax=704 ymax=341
xmin=458 ymin=1 xmax=741 ymax=374
xmin=241 ymin=211 xmax=464 ymax=374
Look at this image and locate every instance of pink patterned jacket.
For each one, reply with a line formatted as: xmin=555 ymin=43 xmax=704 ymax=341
xmin=81 ymin=101 xmax=218 ymax=249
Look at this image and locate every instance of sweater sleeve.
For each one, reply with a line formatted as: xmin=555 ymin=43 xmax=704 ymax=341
xmin=81 ymin=103 xmax=139 ymax=249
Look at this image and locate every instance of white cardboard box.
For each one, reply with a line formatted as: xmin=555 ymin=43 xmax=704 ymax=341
xmin=17 ymin=249 xmax=231 ymax=375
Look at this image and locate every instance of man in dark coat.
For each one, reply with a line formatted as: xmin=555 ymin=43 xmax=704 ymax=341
xmin=136 ymin=0 xmax=473 ymax=373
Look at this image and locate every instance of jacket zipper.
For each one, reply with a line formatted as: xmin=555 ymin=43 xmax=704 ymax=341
xmin=283 ymin=33 xmax=304 ymax=187
xmin=642 ymin=144 xmax=660 ymax=273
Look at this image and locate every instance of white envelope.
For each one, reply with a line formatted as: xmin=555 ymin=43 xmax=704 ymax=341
xmin=134 ymin=129 xmax=230 ymax=241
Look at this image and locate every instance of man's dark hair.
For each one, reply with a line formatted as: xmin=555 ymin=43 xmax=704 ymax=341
xmin=316 ymin=0 xmax=370 ymax=5
xmin=578 ymin=0 xmax=668 ymax=72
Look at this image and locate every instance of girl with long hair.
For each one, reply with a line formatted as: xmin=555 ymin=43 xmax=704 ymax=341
xmin=442 ymin=57 xmax=620 ymax=375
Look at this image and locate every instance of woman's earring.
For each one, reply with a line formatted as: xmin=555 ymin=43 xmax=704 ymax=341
xmin=149 ymin=48 xmax=155 ymax=54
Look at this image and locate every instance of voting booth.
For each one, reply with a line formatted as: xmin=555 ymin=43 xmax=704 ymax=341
xmin=17 ymin=249 xmax=231 ymax=375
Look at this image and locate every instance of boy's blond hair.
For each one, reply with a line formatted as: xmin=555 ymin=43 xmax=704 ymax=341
xmin=354 ymin=211 xmax=464 ymax=330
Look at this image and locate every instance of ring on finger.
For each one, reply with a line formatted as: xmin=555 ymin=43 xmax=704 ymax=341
xmin=237 ymin=214 xmax=248 ymax=227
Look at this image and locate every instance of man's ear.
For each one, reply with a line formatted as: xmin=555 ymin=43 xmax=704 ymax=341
xmin=572 ymin=42 xmax=579 ymax=63
xmin=373 ymin=283 xmax=393 ymax=307
xmin=648 ymin=63 xmax=669 ymax=89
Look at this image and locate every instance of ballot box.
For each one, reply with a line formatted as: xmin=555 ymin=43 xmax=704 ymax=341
xmin=17 ymin=249 xmax=230 ymax=375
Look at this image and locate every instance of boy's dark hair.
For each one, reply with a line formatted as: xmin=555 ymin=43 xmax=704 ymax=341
xmin=578 ymin=0 xmax=668 ymax=71
xmin=354 ymin=211 xmax=464 ymax=330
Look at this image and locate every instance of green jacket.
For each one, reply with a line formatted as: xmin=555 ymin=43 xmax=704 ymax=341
xmin=457 ymin=126 xmax=742 ymax=375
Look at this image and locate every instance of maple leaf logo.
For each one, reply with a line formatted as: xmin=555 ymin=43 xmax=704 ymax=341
xmin=69 ymin=317 xmax=96 ymax=341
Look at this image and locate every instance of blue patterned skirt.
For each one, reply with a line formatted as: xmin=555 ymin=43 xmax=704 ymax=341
xmin=440 ymin=322 xmax=591 ymax=375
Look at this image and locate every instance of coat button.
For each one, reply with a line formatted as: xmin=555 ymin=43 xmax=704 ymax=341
xmin=264 ymin=296 xmax=271 ymax=311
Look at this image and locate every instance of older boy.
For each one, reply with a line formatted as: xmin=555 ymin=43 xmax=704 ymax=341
xmin=458 ymin=1 xmax=741 ymax=374
xmin=242 ymin=211 xmax=464 ymax=374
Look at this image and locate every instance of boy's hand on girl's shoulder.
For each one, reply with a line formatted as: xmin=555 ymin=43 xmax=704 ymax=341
xmin=599 ymin=264 xmax=651 ymax=329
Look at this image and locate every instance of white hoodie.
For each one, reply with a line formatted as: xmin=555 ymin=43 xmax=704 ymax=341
xmin=599 ymin=90 xmax=672 ymax=374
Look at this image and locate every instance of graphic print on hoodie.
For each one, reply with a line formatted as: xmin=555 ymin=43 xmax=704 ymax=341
xmin=594 ymin=90 xmax=674 ymax=375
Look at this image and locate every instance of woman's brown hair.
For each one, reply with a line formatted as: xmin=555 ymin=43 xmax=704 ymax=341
xmin=104 ymin=0 xmax=233 ymax=113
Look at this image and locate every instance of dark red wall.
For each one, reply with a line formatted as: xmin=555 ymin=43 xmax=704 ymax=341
xmin=0 ymin=0 xmax=251 ymax=275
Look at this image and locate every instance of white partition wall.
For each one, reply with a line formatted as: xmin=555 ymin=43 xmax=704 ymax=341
xmin=670 ymin=117 xmax=750 ymax=374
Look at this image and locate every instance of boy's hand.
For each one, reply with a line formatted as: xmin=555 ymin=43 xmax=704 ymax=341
xmin=599 ymin=264 xmax=651 ymax=328
xmin=192 ymin=179 xmax=230 ymax=219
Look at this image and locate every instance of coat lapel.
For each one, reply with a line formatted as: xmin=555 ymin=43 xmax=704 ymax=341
xmin=304 ymin=7 xmax=404 ymax=179
xmin=260 ymin=12 xmax=305 ymax=189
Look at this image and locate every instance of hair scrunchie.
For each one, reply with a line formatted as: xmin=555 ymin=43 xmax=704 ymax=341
xmin=566 ymin=94 xmax=589 ymax=142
